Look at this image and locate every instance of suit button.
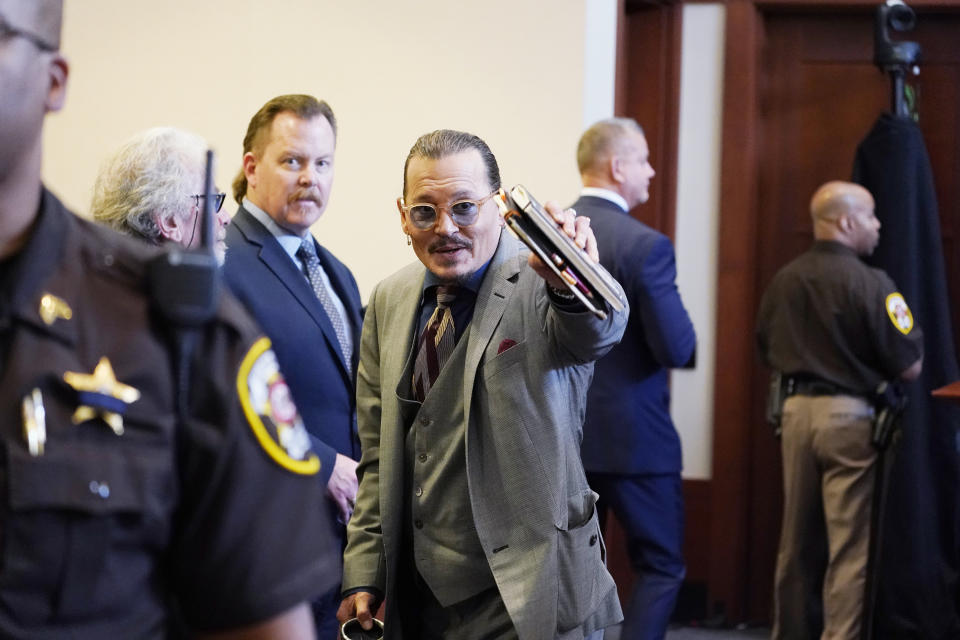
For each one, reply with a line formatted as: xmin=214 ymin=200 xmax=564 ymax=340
xmin=415 ymin=486 xmax=423 ymax=497
xmin=414 ymin=519 xmax=423 ymax=529
xmin=589 ymin=534 xmax=598 ymax=546
xmin=419 ymin=416 xmax=431 ymax=426
xmin=418 ymin=453 xmax=428 ymax=463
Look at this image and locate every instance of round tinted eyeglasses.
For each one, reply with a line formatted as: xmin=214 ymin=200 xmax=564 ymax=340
xmin=399 ymin=191 xmax=497 ymax=230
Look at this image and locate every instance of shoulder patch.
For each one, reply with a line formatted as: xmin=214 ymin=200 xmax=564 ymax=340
xmin=237 ymin=337 xmax=321 ymax=475
xmin=885 ymin=292 xmax=914 ymax=335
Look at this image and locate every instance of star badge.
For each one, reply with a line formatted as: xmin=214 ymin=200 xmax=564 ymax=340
xmin=63 ymin=357 xmax=141 ymax=435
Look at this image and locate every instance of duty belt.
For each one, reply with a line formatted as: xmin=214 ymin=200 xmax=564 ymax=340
xmin=786 ymin=376 xmax=864 ymax=398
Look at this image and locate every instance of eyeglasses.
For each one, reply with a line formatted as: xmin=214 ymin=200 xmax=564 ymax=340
xmin=399 ymin=191 xmax=497 ymax=230
xmin=191 ymin=193 xmax=226 ymax=213
xmin=0 ymin=13 xmax=57 ymax=52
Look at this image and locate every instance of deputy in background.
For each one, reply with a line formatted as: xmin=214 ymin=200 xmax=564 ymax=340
xmin=0 ymin=1 xmax=336 ymax=636
xmin=91 ymin=127 xmax=231 ymax=262
xmin=756 ymin=180 xmax=923 ymax=640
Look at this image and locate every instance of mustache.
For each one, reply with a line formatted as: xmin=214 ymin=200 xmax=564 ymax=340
xmin=428 ymin=237 xmax=472 ymax=254
xmin=289 ymin=189 xmax=323 ymax=206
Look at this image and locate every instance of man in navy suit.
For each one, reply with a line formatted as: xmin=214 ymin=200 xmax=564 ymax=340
xmin=223 ymin=94 xmax=363 ymax=638
xmin=574 ymin=118 xmax=696 ymax=640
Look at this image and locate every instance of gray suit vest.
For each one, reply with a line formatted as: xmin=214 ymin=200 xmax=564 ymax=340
xmin=396 ymin=331 xmax=496 ymax=606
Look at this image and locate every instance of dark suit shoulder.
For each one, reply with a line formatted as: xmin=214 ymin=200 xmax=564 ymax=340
xmin=574 ymin=204 xmax=665 ymax=290
xmin=224 ymin=207 xmax=266 ymax=251
xmin=574 ymin=197 xmax=663 ymax=251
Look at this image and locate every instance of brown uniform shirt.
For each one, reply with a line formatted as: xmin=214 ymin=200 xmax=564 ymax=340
xmin=756 ymin=240 xmax=924 ymax=394
xmin=0 ymin=189 xmax=338 ymax=638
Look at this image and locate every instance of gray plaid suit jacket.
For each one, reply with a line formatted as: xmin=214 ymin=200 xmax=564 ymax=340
xmin=343 ymin=231 xmax=627 ymax=639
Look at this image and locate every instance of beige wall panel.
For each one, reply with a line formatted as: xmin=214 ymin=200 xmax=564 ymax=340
xmin=44 ymin=0 xmax=587 ymax=300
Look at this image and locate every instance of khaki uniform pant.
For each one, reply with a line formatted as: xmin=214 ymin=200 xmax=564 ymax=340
xmin=772 ymin=395 xmax=876 ymax=640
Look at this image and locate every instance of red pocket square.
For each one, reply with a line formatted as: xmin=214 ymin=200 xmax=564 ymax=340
xmin=497 ymin=339 xmax=517 ymax=355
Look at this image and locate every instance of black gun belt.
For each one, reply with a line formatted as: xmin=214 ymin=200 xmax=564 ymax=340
xmin=787 ymin=377 xmax=865 ymax=399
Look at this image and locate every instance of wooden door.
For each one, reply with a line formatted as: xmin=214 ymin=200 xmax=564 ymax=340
xmin=743 ymin=7 xmax=960 ymax=623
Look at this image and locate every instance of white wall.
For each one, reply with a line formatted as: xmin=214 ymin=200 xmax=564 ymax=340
xmin=44 ymin=0 xmax=588 ymax=302
xmin=582 ymin=0 xmax=618 ymax=127
xmin=670 ymin=4 xmax=725 ymax=480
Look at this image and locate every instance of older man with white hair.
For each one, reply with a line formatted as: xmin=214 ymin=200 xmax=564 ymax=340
xmin=91 ymin=126 xmax=230 ymax=260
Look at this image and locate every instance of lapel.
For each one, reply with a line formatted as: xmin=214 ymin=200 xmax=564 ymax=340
xmin=387 ymin=266 xmax=426 ymax=409
xmin=462 ymin=231 xmax=521 ymax=419
xmin=381 ymin=265 xmax=425 ymax=530
xmin=233 ymin=207 xmax=352 ymax=380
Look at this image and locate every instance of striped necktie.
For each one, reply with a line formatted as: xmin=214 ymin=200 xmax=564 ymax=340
xmin=297 ymin=237 xmax=351 ymax=366
xmin=412 ymin=285 xmax=459 ymax=402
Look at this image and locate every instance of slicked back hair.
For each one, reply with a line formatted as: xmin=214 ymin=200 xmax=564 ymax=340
xmin=403 ymin=129 xmax=501 ymax=198
xmin=91 ymin=127 xmax=206 ymax=244
xmin=576 ymin=117 xmax=645 ymax=176
xmin=232 ymin=94 xmax=336 ymax=204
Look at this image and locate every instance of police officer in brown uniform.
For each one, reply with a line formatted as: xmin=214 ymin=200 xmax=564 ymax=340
xmin=756 ymin=181 xmax=924 ymax=640
xmin=0 ymin=1 xmax=337 ymax=637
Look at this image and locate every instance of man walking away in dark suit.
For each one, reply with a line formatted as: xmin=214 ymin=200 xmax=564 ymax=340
xmin=574 ymin=118 xmax=696 ymax=640
xmin=223 ymin=94 xmax=363 ymax=638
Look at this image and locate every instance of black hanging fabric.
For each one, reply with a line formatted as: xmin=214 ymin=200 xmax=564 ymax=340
xmin=852 ymin=113 xmax=960 ymax=639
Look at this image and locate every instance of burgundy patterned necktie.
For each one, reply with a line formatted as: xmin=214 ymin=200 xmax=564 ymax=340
xmin=412 ymin=285 xmax=459 ymax=402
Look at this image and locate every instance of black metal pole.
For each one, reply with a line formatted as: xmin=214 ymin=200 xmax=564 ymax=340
xmin=891 ymin=68 xmax=907 ymax=118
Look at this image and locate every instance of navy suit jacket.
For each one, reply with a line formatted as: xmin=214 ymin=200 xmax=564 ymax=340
xmin=575 ymin=195 xmax=696 ymax=474
xmin=223 ymin=206 xmax=363 ymax=486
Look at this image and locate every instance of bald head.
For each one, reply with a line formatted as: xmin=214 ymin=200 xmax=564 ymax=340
xmin=810 ymin=181 xmax=873 ymax=222
xmin=810 ymin=181 xmax=880 ymax=254
xmin=577 ymin=118 xmax=645 ymax=175
xmin=577 ymin=117 xmax=655 ymax=209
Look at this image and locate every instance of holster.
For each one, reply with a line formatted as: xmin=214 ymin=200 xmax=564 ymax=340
xmin=765 ymin=371 xmax=792 ymax=438
xmin=871 ymin=381 xmax=907 ymax=450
